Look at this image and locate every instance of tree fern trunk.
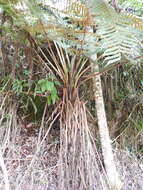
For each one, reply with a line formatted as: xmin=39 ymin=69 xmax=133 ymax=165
xmin=90 ymin=54 xmax=122 ymax=190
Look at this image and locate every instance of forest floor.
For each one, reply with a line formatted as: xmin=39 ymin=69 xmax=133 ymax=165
xmin=0 ymin=123 xmax=143 ymax=190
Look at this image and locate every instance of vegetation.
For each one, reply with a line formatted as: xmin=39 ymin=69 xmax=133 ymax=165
xmin=0 ymin=0 xmax=143 ymax=190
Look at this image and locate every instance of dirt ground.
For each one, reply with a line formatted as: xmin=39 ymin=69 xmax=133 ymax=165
xmin=0 ymin=123 xmax=143 ymax=190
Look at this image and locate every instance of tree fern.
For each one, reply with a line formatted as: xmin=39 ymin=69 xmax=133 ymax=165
xmin=1 ymin=0 xmax=143 ymax=65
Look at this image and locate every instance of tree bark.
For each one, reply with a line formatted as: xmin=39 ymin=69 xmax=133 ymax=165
xmin=0 ymin=149 xmax=10 ymax=190
xmin=90 ymin=54 xmax=122 ymax=190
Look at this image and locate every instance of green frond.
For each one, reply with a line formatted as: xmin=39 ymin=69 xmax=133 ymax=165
xmin=0 ymin=0 xmax=19 ymax=4
xmin=87 ymin=0 xmax=118 ymax=19
xmin=1 ymin=0 xmax=143 ymax=66
xmin=88 ymin=0 xmax=143 ymax=30
xmin=97 ymin=23 xmax=141 ymax=65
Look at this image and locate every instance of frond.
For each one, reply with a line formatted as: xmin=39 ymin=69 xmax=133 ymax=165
xmin=86 ymin=0 xmax=143 ymax=64
xmin=124 ymin=13 xmax=143 ymax=30
xmin=88 ymin=0 xmax=143 ymax=30
xmin=97 ymin=23 xmax=141 ymax=65
xmin=1 ymin=0 xmax=143 ymax=66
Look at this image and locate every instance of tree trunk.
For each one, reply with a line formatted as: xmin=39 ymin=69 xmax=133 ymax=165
xmin=0 ymin=149 xmax=10 ymax=190
xmin=90 ymin=54 xmax=122 ymax=190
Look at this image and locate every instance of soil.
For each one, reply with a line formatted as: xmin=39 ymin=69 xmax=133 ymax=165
xmin=0 ymin=124 xmax=143 ymax=190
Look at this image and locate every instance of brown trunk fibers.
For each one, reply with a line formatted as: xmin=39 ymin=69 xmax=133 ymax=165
xmin=58 ymin=88 xmax=108 ymax=190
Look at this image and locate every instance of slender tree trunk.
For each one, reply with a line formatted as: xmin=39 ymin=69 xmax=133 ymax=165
xmin=90 ymin=54 xmax=122 ymax=190
xmin=0 ymin=149 xmax=10 ymax=190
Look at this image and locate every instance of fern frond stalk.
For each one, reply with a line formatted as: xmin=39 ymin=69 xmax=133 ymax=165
xmin=58 ymin=89 xmax=107 ymax=190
